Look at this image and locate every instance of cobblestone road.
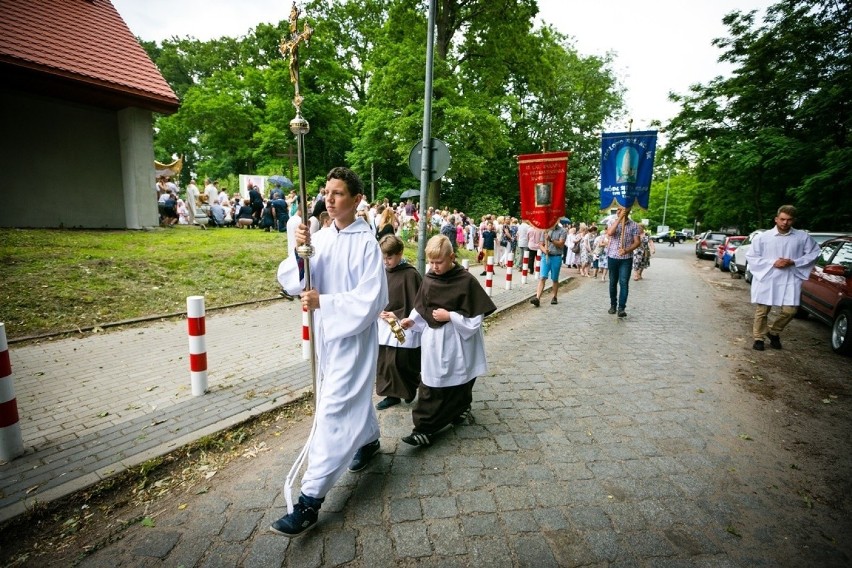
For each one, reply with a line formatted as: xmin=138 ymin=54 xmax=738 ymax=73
xmin=70 ymin=248 xmax=851 ymax=567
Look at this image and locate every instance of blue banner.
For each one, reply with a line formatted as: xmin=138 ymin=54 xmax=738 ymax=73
xmin=599 ymin=130 xmax=657 ymax=210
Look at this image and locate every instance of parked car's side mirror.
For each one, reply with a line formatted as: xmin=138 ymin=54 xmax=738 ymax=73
xmin=823 ymin=264 xmax=847 ymax=277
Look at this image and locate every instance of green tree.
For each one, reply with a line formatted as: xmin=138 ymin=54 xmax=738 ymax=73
xmin=141 ymin=0 xmax=624 ymax=212
xmin=666 ymin=0 xmax=851 ymax=231
xmin=348 ymin=0 xmax=623 ymax=215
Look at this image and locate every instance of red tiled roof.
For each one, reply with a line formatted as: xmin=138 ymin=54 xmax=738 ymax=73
xmin=0 ymin=0 xmax=179 ymax=113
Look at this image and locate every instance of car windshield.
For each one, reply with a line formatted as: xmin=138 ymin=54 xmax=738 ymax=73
xmin=729 ymin=240 xmax=744 ymax=248
xmin=831 ymin=242 xmax=852 ymax=269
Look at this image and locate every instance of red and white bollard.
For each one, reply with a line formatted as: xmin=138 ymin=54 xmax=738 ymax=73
xmin=535 ymin=251 xmax=541 ymax=280
xmin=301 ymin=306 xmax=311 ymax=360
xmin=521 ymin=250 xmax=529 ymax=285
xmin=505 ymin=258 xmax=513 ymax=290
xmin=485 ymin=256 xmax=494 ymax=297
xmin=186 ymin=296 xmax=208 ymax=396
xmin=461 ymin=259 xmax=469 ymax=271
xmin=0 ymin=323 xmax=24 ymax=461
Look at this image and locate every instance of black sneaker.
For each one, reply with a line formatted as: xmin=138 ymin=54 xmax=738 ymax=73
xmin=270 ymin=494 xmax=323 ymax=537
xmin=376 ymin=397 xmax=400 ymax=410
xmin=530 ymin=297 xmax=540 ymax=307
xmin=348 ymin=439 xmax=380 ymax=472
xmin=752 ymin=340 xmax=765 ymax=351
xmin=480 ymin=271 xmax=487 ymax=276
xmin=767 ymin=333 xmax=782 ymax=349
xmin=608 ymin=306 xmax=617 ymax=314
xmin=550 ymin=297 xmax=558 ymax=305
xmin=452 ymin=407 xmax=473 ymax=425
xmin=617 ymin=310 xmax=627 ymax=318
xmin=279 ymin=289 xmax=295 ymax=301
xmin=401 ymin=432 xmax=432 ymax=447
xmin=404 ymin=397 xmax=414 ymax=404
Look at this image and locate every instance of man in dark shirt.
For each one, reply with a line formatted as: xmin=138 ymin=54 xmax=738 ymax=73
xmin=441 ymin=215 xmax=457 ymax=252
xmin=478 ymin=221 xmax=496 ymax=276
xmin=270 ymin=196 xmax=289 ymax=232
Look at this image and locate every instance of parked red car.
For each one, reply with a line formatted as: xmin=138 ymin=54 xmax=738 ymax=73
xmin=715 ymin=236 xmax=746 ymax=271
xmin=799 ymin=236 xmax=852 ymax=355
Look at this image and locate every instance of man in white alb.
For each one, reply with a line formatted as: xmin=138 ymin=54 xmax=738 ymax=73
xmin=272 ymin=167 xmax=388 ymax=537
xmin=745 ymin=204 xmax=819 ymax=351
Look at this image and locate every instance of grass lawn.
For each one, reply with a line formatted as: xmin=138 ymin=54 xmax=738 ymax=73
xmin=0 ymin=227 xmax=474 ymax=340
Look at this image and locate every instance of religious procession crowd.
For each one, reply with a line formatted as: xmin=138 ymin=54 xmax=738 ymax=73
xmin=254 ymin=165 xmax=677 ymax=539
xmin=154 ymin=167 xmax=803 ymax=546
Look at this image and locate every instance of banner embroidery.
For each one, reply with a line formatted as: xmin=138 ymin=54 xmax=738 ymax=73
xmin=600 ymin=131 xmax=657 ymax=210
xmin=518 ymin=151 xmax=569 ymax=229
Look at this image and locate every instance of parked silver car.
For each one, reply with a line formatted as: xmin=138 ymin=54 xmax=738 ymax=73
xmin=730 ymin=230 xmax=765 ymax=282
xmin=695 ymin=231 xmax=728 ymax=260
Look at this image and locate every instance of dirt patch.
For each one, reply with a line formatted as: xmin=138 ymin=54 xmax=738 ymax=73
xmin=695 ymin=259 xmax=852 ymax=518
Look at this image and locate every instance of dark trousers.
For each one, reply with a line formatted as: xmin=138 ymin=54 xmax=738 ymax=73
xmin=412 ymin=379 xmax=475 ymax=434
xmin=608 ymin=256 xmax=632 ymax=310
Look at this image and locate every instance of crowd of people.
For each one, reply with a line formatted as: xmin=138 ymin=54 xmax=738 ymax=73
xmin=157 ymin=174 xmax=662 ymax=298
xmin=155 ymin=175 xmax=300 ymax=231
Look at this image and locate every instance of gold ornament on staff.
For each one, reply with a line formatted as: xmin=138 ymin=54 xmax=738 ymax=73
xmin=280 ymin=3 xmax=318 ymax=400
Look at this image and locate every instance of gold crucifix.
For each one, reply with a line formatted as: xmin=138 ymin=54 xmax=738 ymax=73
xmin=279 ymin=3 xmax=313 ymax=111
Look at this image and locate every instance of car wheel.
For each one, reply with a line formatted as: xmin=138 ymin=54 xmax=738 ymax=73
xmin=831 ymin=308 xmax=852 ymax=355
xmin=730 ymin=263 xmax=741 ymax=278
xmin=744 ymin=267 xmax=752 ymax=283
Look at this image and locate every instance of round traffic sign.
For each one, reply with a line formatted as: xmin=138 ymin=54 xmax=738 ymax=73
xmin=408 ymin=138 xmax=451 ymax=182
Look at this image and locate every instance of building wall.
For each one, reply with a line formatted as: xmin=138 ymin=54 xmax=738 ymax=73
xmin=0 ymin=89 xmax=158 ymax=229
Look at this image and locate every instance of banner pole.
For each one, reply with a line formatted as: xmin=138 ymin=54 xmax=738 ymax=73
xmin=281 ymin=4 xmax=318 ymax=409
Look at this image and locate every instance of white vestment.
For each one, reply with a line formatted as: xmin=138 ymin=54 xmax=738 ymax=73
xmin=277 ymin=218 xmax=388 ymax=499
xmin=746 ymin=227 xmax=819 ymax=306
xmin=285 ymin=214 xmax=301 ymax=258
xmin=405 ymin=311 xmax=487 ymax=388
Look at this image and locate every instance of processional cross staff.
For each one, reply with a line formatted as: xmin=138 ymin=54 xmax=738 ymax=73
xmin=280 ymin=3 xmax=312 ymax=113
xmin=279 ymin=3 xmax=318 ymax=399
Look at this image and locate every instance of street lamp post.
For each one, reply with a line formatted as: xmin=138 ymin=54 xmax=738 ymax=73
xmin=662 ymin=168 xmax=671 ymax=227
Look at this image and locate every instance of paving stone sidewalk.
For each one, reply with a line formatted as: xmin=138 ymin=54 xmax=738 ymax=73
xmin=70 ymin=249 xmax=852 ymax=566
xmin=0 ymin=261 xmax=544 ymax=523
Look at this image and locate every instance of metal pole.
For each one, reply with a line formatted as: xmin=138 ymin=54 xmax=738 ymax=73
xmin=280 ymin=4 xmax=318 ymax=407
xmin=416 ymin=0 xmax=437 ymax=275
xmin=291 ymin=114 xmax=317 ymax=401
xmin=662 ymin=168 xmax=671 ymax=227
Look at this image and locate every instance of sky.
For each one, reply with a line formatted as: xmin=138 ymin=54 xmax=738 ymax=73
xmin=113 ymin=0 xmax=774 ymax=128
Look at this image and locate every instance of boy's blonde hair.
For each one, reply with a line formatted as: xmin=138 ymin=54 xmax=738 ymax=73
xmin=426 ymin=234 xmax=454 ymax=259
xmin=379 ymin=234 xmax=405 ymax=256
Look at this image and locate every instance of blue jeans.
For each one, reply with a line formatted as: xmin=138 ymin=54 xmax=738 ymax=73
xmin=608 ymin=256 xmax=632 ymax=310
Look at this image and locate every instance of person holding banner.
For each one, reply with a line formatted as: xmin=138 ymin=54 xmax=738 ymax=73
xmin=530 ymin=221 xmax=568 ymax=306
xmin=605 ymin=206 xmax=642 ymax=318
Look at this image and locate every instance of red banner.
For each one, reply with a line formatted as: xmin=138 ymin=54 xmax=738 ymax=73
xmin=518 ymin=151 xmax=569 ymax=229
